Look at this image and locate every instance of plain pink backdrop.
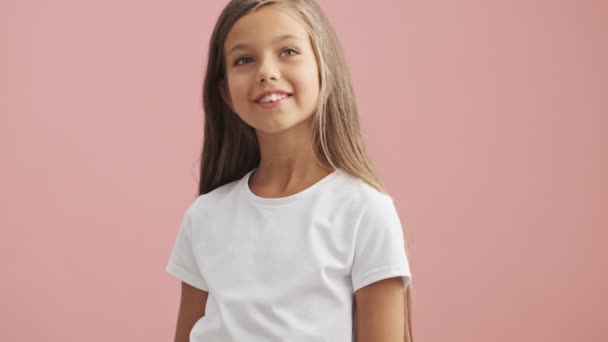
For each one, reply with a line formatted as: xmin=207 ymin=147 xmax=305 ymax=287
xmin=1 ymin=0 xmax=605 ymax=341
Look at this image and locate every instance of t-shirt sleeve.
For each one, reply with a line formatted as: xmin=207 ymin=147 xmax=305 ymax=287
xmin=351 ymin=194 xmax=412 ymax=293
xmin=165 ymin=200 xmax=209 ymax=291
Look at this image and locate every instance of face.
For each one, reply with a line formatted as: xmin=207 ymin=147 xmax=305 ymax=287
xmin=220 ymin=5 xmax=320 ymax=134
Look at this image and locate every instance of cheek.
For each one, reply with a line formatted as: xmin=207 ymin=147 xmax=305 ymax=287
xmin=301 ymin=59 xmax=320 ymax=89
xmin=295 ymin=70 xmax=320 ymax=104
xmin=227 ymin=76 xmax=249 ymax=104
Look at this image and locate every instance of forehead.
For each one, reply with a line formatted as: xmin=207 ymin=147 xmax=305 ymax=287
xmin=224 ymin=5 xmax=309 ymax=55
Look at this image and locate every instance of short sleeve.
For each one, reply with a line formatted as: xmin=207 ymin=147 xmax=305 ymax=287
xmin=351 ymin=194 xmax=412 ymax=293
xmin=165 ymin=201 xmax=209 ymax=291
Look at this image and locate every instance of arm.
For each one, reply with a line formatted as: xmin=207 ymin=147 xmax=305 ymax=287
xmin=354 ymin=276 xmax=405 ymax=342
xmin=173 ymin=281 xmax=209 ymax=342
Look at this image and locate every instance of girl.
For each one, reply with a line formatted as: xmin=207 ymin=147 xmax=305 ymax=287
xmin=166 ymin=0 xmax=414 ymax=341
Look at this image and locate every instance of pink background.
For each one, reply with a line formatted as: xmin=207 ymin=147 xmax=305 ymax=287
xmin=1 ymin=0 xmax=605 ymax=341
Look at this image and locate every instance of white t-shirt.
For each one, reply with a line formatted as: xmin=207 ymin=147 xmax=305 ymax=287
xmin=166 ymin=167 xmax=412 ymax=341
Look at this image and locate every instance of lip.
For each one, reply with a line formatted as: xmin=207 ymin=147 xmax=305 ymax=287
xmin=253 ymin=89 xmax=293 ymax=102
xmin=255 ymin=94 xmax=292 ymax=109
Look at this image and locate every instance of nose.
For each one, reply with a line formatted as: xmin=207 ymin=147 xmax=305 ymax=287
xmin=257 ymin=57 xmax=280 ymax=84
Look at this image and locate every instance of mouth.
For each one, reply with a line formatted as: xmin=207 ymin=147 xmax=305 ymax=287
xmin=254 ymin=94 xmax=293 ymax=109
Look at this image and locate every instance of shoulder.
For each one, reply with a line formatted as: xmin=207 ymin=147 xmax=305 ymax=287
xmin=331 ymin=169 xmax=395 ymax=213
xmin=186 ymin=175 xmax=245 ymax=219
xmin=319 ymin=170 xmax=399 ymax=231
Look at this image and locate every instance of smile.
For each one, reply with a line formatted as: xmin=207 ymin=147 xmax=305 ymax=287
xmin=255 ymin=94 xmax=293 ymax=109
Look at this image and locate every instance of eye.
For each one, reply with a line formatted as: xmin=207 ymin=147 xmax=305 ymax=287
xmin=233 ymin=48 xmax=300 ymax=67
xmin=281 ymin=47 xmax=299 ymax=57
xmin=234 ymin=56 xmax=253 ymax=66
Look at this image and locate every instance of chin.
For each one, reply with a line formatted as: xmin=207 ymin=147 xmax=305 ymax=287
xmin=250 ymin=115 xmax=311 ymax=135
xmin=253 ymin=122 xmax=297 ymax=135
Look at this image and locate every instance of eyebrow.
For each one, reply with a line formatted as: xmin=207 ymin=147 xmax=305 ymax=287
xmin=226 ymin=34 xmax=303 ymax=56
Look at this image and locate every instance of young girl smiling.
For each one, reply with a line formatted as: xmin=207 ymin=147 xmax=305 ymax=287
xmin=166 ymin=1 xmax=414 ymax=341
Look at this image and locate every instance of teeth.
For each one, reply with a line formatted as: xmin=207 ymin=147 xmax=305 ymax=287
xmin=259 ymin=93 xmax=288 ymax=103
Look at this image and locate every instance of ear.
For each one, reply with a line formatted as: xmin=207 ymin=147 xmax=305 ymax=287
xmin=218 ymin=79 xmax=234 ymax=112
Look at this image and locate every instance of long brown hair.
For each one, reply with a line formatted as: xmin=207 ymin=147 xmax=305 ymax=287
xmin=198 ymin=0 xmax=414 ymax=340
